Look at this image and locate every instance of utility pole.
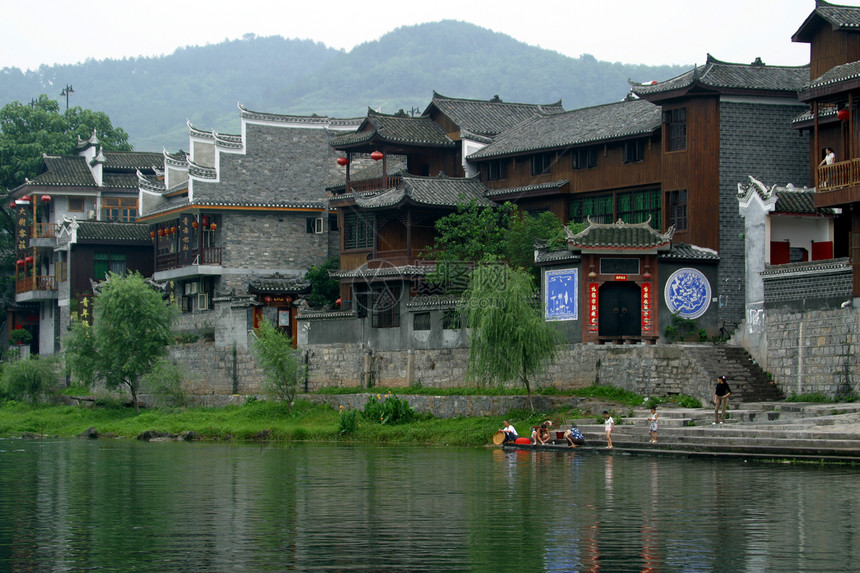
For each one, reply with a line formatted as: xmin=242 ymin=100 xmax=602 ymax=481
xmin=59 ymin=84 xmax=74 ymax=112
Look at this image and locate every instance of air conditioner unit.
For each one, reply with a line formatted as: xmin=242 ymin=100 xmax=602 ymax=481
xmin=184 ymin=282 xmax=199 ymax=295
xmin=197 ymin=293 xmax=210 ymax=310
xmin=314 ymin=217 xmax=324 ymax=234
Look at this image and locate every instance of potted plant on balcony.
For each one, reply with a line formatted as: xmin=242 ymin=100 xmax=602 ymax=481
xmin=9 ymin=328 xmax=32 ymax=346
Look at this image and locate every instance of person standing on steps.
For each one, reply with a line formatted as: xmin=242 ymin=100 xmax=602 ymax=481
xmin=603 ymin=411 xmax=614 ymax=449
xmin=647 ymin=406 xmax=659 ymax=443
xmin=713 ymin=375 xmax=732 ymax=425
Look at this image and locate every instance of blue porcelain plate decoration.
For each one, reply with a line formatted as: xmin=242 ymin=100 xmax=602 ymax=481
xmin=664 ymin=268 xmax=711 ymax=319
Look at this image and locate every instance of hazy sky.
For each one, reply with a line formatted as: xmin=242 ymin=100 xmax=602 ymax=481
xmin=2 ymin=0 xmax=857 ymax=71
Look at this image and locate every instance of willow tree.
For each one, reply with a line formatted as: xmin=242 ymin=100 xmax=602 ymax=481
xmin=64 ymin=272 xmax=177 ymax=411
xmin=463 ymin=261 xmax=561 ymax=410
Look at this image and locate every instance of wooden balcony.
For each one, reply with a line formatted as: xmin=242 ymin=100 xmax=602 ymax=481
xmin=32 ymin=223 xmax=58 ymax=239
xmin=348 ymin=174 xmax=402 ymax=194
xmin=816 ymin=160 xmax=860 ymax=206
xmin=155 ymin=247 xmax=222 ymax=272
xmin=16 ymin=275 xmax=57 ymax=294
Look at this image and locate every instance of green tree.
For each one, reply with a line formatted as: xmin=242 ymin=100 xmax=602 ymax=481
xmin=0 ymin=95 xmax=132 ymax=194
xmin=63 ymin=272 xmax=177 ymax=412
xmin=304 ymin=256 xmax=340 ymax=309
xmin=463 ymin=261 xmax=561 ymax=410
xmin=251 ymin=318 xmax=305 ymax=406
xmin=0 ymin=356 xmax=59 ymax=404
xmin=425 ymin=200 xmax=514 ymax=263
xmin=503 ymin=210 xmax=566 ymax=275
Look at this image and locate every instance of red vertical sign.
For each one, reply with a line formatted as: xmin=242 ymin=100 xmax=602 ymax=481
xmin=588 ymin=282 xmax=599 ymax=332
xmin=641 ymin=282 xmax=652 ymax=333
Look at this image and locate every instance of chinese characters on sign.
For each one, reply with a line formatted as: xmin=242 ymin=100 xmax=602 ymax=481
xmin=641 ymin=282 xmax=652 ymax=333
xmin=544 ymin=268 xmax=578 ymax=321
xmin=178 ymin=215 xmax=193 ymax=266
xmin=588 ymin=282 xmax=599 ymax=332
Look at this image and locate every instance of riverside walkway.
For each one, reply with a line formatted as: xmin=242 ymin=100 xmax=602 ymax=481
xmin=510 ymin=402 xmax=860 ymax=463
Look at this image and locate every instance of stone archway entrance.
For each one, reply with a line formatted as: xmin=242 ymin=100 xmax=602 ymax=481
xmin=598 ymin=281 xmax=641 ymax=338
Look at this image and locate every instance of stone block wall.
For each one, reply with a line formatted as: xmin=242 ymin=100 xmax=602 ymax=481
xmin=764 ymin=306 xmax=859 ymax=398
xmin=762 ymin=259 xmax=852 ymax=310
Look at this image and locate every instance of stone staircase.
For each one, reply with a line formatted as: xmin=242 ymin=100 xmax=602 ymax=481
xmin=687 ymin=344 xmax=784 ymax=402
xmin=538 ymin=402 xmax=860 ymax=462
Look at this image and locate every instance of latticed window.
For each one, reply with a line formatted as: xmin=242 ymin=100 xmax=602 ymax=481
xmin=101 ymin=197 xmax=137 ymax=222
xmin=617 ymin=189 xmax=661 ymax=224
xmin=344 ymin=213 xmax=373 ymax=250
xmin=370 ymin=285 xmax=401 ymax=328
xmin=93 ymin=253 xmax=126 ymax=279
xmin=442 ymin=310 xmax=461 ymax=330
xmin=666 ymin=107 xmax=687 ymax=151
xmin=569 ymin=194 xmax=613 ymax=224
xmin=667 ymin=190 xmax=687 ymax=230
xmin=413 ymin=312 xmax=431 ymax=331
xmin=571 ymin=147 xmax=597 ymax=170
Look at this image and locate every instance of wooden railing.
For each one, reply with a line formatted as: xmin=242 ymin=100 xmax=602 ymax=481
xmin=348 ymin=174 xmax=402 ymax=194
xmin=817 ymin=159 xmax=860 ymax=190
xmin=155 ymin=247 xmax=222 ymax=272
xmin=32 ymin=223 xmax=58 ymax=239
xmin=16 ymin=275 xmax=57 ymax=294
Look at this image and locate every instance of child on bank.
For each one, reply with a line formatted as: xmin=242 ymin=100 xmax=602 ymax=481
xmin=647 ymin=406 xmax=658 ymax=443
xmin=603 ymin=411 xmax=614 ymax=449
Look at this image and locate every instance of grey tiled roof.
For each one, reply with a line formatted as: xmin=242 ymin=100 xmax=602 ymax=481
xmin=659 ymin=243 xmax=720 ymax=262
xmin=330 ymin=263 xmax=431 ymax=279
xmin=468 ymin=99 xmax=660 ymax=160
xmin=792 ymin=1 xmax=860 ymax=43
xmin=631 ymin=54 xmax=809 ymax=99
xmin=566 ymin=217 xmax=675 ymax=250
xmin=102 ymin=151 xmax=163 ymax=170
xmin=353 ymin=173 xmax=492 ymax=209
xmin=102 ymin=172 xmax=142 ymax=189
xmin=534 ymin=247 xmax=581 ymax=265
xmin=24 ymin=156 xmax=94 ymax=187
xmin=427 ymin=92 xmax=565 ymax=137
xmin=485 ymin=180 xmax=569 ymax=198
xmin=799 ymin=60 xmax=860 ymax=99
xmin=247 ymin=273 xmax=310 ymax=294
xmin=327 ymin=158 xmax=408 ymax=189
xmin=737 ymin=176 xmax=839 ymax=215
xmin=330 ymin=110 xmax=456 ymax=148
xmin=71 ymin=220 xmax=152 ymax=242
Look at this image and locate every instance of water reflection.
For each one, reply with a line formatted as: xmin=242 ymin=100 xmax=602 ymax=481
xmin=0 ymin=439 xmax=858 ymax=572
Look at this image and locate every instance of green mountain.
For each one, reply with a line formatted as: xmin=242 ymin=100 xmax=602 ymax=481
xmin=0 ymin=21 xmax=688 ymax=151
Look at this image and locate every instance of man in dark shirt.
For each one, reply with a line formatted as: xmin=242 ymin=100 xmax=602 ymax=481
xmin=713 ymin=375 xmax=732 ymax=425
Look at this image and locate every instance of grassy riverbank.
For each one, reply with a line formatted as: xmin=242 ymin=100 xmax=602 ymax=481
xmin=0 ymin=399 xmax=561 ymax=447
xmin=0 ymin=385 xmax=675 ymax=446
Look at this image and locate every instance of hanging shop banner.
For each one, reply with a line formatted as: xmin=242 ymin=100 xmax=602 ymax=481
xmin=587 ymin=282 xmax=599 ymax=332
xmin=178 ymin=214 xmax=194 ymax=267
xmin=641 ymin=282 xmax=653 ymax=333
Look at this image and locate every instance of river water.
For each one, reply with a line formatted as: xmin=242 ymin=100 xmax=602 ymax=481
xmin=0 ymin=438 xmax=857 ymax=572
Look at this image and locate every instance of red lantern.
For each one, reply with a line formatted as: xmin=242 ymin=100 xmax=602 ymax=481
xmin=336 ymin=156 xmax=349 ymax=166
xmin=41 ymin=195 xmax=51 ymax=202
xmin=150 ymin=231 xmax=156 ymax=239
xmin=16 ymin=259 xmax=24 ymax=267
xmin=158 ymin=228 xmax=165 ymax=237
xmin=21 ymin=195 xmax=30 ymax=203
xmin=838 ymin=108 xmax=850 ymax=121
xmin=201 ymin=215 xmax=209 ymax=226
xmin=336 ymin=298 xmax=342 ymax=307
xmin=9 ymin=201 xmax=16 ymax=209
xmin=170 ymin=226 xmax=176 ymax=234
xmin=263 ymin=295 xmax=273 ymax=304
xmin=192 ymin=221 xmax=199 ymax=229
xmin=370 ymin=150 xmax=383 ymax=161
xmin=25 ymin=256 xmax=33 ymax=265
xmin=210 ymin=223 xmax=217 ymax=231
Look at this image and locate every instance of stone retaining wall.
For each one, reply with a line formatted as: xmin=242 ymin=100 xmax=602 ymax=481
xmin=763 ymin=307 xmax=859 ymax=398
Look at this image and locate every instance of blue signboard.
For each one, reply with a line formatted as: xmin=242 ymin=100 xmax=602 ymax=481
xmin=664 ymin=268 xmax=711 ymax=319
xmin=545 ymin=268 xmax=578 ymax=321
